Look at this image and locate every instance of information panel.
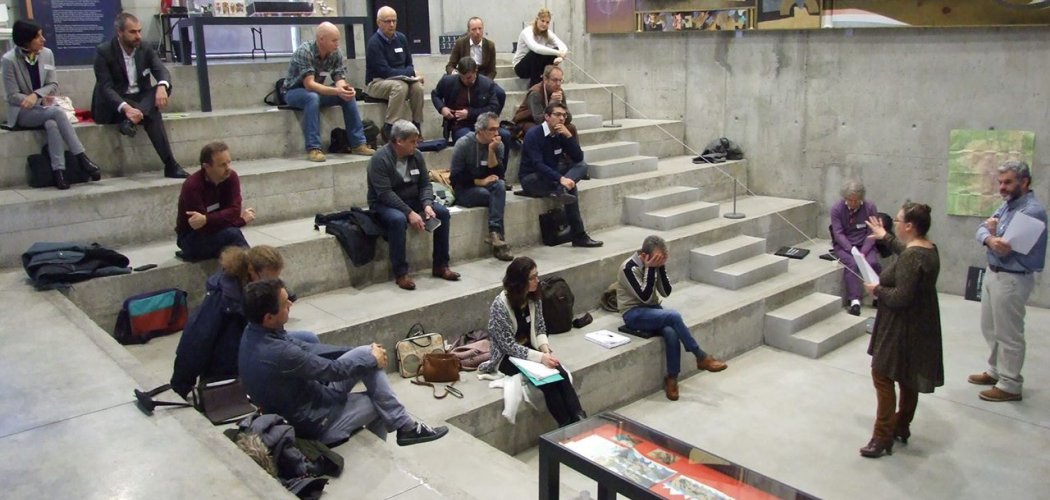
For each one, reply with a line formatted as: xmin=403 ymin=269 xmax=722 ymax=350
xmin=27 ymin=0 xmax=123 ymax=65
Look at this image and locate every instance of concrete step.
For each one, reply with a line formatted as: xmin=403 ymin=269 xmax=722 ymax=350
xmin=494 ymin=77 xmax=530 ymax=92
xmin=571 ymin=113 xmax=603 ymax=131
xmin=0 ymin=82 xmax=628 ymax=187
xmin=702 ymin=254 xmax=790 ymax=290
xmin=623 ymin=185 xmax=701 ymax=216
xmin=581 ymin=141 xmax=639 ymax=163
xmin=634 ymin=200 xmax=720 ymax=231
xmin=764 ymin=292 xmax=843 ymax=340
xmin=60 ymin=161 xmax=757 ymax=329
xmin=767 ymin=312 xmax=869 ymax=358
xmin=588 ymin=155 xmax=658 ymax=179
xmin=689 ymin=235 xmax=766 ymax=278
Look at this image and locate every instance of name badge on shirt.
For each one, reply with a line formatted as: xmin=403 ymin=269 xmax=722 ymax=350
xmin=409 ymin=169 xmax=420 ymax=176
xmin=142 ymin=68 xmax=151 ymax=77
xmin=206 ymin=203 xmax=220 ymax=213
xmin=525 ymin=315 xmax=531 ymax=323
xmin=43 ymin=64 xmax=55 ymax=71
xmin=855 ymin=223 xmax=866 ymax=229
xmin=480 ymin=160 xmax=488 ymax=166
xmin=394 ymin=47 xmax=404 ymax=53
xmin=319 ymin=71 xmax=330 ymax=78
xmin=553 ymin=148 xmax=562 ymax=155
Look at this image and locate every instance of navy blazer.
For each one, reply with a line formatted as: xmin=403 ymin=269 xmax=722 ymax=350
xmin=519 ymin=123 xmax=584 ymax=185
xmin=91 ymin=37 xmax=171 ymax=124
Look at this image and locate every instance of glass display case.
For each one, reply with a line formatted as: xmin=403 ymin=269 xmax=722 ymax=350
xmin=538 ymin=412 xmax=817 ymax=500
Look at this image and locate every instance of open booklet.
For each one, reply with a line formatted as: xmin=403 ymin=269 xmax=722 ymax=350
xmin=585 ymin=329 xmax=632 ymax=349
xmin=851 ymin=246 xmax=880 ymax=285
xmin=1002 ymin=211 xmax=1046 ymax=255
xmin=509 ymin=357 xmax=564 ymax=386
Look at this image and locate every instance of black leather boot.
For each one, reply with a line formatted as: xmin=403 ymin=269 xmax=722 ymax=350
xmin=76 ymin=153 xmax=102 ymax=181
xmin=52 ymin=169 xmax=70 ymax=190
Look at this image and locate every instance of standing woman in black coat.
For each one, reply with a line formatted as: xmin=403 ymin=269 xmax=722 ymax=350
xmin=860 ymin=202 xmax=944 ymax=458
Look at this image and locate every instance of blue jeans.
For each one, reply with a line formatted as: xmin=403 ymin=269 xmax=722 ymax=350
xmin=623 ymin=305 xmax=706 ymax=377
xmin=451 ymin=125 xmax=512 ymax=171
xmin=520 ymin=160 xmax=589 ymax=237
xmin=371 ymin=201 xmax=451 ymax=278
xmin=284 ymin=87 xmax=366 ymax=151
xmin=176 ymin=227 xmax=249 ymax=261
xmin=456 ymin=179 xmax=506 ymax=234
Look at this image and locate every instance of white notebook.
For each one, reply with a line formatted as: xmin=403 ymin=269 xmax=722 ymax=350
xmin=585 ymin=329 xmax=631 ymax=349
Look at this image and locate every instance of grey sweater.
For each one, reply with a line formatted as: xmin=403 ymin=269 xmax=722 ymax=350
xmin=366 ymin=143 xmax=433 ymax=214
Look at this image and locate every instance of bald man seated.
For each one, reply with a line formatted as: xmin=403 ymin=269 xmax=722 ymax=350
xmin=282 ymin=22 xmax=375 ymax=162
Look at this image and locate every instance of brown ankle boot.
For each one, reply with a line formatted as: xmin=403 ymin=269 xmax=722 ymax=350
xmin=664 ymin=376 xmax=679 ymax=401
xmin=859 ymin=438 xmax=893 ymax=458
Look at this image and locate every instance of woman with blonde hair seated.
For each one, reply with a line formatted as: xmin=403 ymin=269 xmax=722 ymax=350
xmin=513 ymin=8 xmax=568 ymax=87
xmin=170 ymin=245 xmax=317 ymax=397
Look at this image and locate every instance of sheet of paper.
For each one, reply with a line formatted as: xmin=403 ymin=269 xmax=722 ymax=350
xmin=509 ymin=357 xmax=559 ymax=379
xmin=851 ymin=246 xmax=880 ymax=285
xmin=1002 ymin=211 xmax=1046 ymax=255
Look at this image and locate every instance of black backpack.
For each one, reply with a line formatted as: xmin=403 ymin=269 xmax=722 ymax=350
xmin=264 ymin=78 xmax=287 ymax=106
xmin=314 ymin=208 xmax=383 ymax=267
xmin=22 ymin=242 xmax=131 ymax=289
xmin=26 ymin=145 xmax=91 ymax=188
xmin=539 ymin=275 xmax=574 ymax=335
xmin=329 ymin=120 xmax=380 ymax=153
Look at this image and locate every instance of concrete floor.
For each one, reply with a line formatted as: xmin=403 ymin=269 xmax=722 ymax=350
xmin=518 ymin=293 xmax=1050 ymax=500
xmin=2 ymin=255 xmax=1048 ymax=499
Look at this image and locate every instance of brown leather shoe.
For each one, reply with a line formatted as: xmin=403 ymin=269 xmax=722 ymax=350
xmin=664 ymin=376 xmax=679 ymax=401
xmin=432 ymin=267 xmax=461 ymax=281
xmin=698 ymin=355 xmax=728 ymax=372
xmin=967 ymin=372 xmax=998 ymax=386
xmin=859 ymin=438 xmax=893 ymax=458
xmin=395 ymin=275 xmax=416 ymax=290
xmin=979 ymin=387 xmax=1022 ymax=402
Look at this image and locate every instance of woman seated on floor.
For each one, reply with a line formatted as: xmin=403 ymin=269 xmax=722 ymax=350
xmin=170 ymin=245 xmax=318 ymax=397
xmin=478 ymin=256 xmax=586 ymax=427
xmin=2 ymin=20 xmax=102 ymax=189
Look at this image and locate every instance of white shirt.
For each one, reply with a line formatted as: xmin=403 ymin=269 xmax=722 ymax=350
xmin=122 ymin=47 xmax=139 ymax=95
xmin=469 ymin=38 xmax=483 ymax=66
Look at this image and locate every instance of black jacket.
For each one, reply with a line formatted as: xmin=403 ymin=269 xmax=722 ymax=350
xmin=170 ymin=271 xmax=244 ymax=397
xmin=431 ymin=74 xmax=506 ymax=130
xmin=91 ymin=37 xmax=171 ymax=124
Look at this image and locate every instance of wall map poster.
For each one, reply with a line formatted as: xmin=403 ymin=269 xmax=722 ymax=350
xmin=947 ymin=129 xmax=1035 ymax=217
xmin=26 ymin=0 xmax=123 ymax=66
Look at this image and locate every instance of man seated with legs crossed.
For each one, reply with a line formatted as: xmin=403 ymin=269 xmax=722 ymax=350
xmin=617 ymin=235 xmax=727 ymax=401
xmin=283 ymin=22 xmax=375 ymax=162
xmin=238 ymin=278 xmax=448 ymax=447
xmin=519 ymin=102 xmax=602 ymax=248
xmin=175 ymin=142 xmax=253 ymax=261
xmin=450 ymin=112 xmax=512 ymax=261
xmin=368 ymin=120 xmax=460 ymax=290
xmin=366 ymin=6 xmax=424 ymax=139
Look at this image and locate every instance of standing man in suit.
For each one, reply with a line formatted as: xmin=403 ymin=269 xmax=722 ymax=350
xmin=91 ymin=12 xmax=188 ymax=178
xmin=444 ymin=17 xmax=497 ymax=80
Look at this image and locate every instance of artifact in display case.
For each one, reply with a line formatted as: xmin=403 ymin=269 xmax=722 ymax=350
xmin=539 ymin=412 xmax=817 ymax=499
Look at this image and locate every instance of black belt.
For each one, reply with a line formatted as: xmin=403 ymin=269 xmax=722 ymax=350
xmin=989 ymin=265 xmax=1029 ymax=275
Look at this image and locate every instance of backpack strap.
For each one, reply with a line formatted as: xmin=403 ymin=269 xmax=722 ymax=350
xmin=411 ymin=377 xmax=462 ymax=399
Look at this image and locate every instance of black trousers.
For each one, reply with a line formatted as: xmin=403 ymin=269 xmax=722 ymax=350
xmin=104 ymin=87 xmax=178 ymax=169
xmin=514 ymin=51 xmax=557 ymax=87
xmin=499 ymin=355 xmax=583 ymax=427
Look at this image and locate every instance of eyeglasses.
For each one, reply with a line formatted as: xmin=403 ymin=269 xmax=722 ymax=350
xmin=379 ymin=18 xmax=397 ymax=24
xmin=484 ymin=126 xmax=500 ymax=132
xmin=547 ymin=78 xmax=564 ymax=84
xmin=549 ymin=112 xmax=567 ymax=118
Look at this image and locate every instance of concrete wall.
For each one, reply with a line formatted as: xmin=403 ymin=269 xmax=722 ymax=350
xmin=568 ymin=17 xmax=1050 ymax=306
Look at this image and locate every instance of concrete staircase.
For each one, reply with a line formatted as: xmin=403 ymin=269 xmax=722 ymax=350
xmin=690 ymin=235 xmax=790 ymax=290
xmin=764 ymin=292 xmax=869 ymax=358
xmin=0 ymin=52 xmax=852 ymax=498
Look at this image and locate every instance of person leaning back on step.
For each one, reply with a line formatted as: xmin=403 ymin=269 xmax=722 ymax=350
xmin=2 ymin=19 xmax=102 ymax=189
xmin=282 ymin=21 xmax=375 ymax=163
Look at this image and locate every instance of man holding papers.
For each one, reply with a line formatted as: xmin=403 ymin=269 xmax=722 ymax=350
xmin=478 ymin=257 xmax=586 ymax=427
xmin=971 ymin=160 xmax=1048 ymax=403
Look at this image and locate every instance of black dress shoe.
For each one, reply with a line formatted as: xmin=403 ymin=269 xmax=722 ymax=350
xmin=165 ymin=164 xmax=190 ymax=179
xmin=52 ymin=169 xmax=70 ymax=190
xmin=76 ymin=153 xmax=102 ymax=181
xmin=119 ymin=120 xmax=137 ymax=137
xmin=572 ymin=235 xmax=603 ymax=248
xmin=848 ymin=304 xmax=861 ymax=316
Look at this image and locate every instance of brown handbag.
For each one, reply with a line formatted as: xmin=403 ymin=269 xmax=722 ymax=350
xmin=411 ymin=352 xmax=463 ymax=399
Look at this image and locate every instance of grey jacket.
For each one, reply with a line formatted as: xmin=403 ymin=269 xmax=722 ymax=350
xmin=366 ymin=143 xmax=434 ymax=214
xmin=2 ymin=46 xmax=59 ymax=128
